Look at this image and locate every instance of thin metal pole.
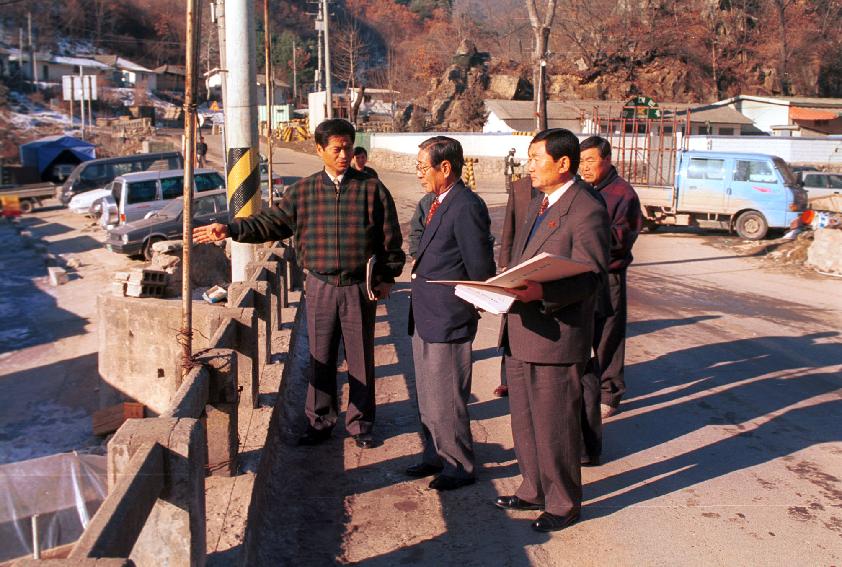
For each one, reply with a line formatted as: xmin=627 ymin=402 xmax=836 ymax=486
xmin=292 ymin=39 xmax=297 ymax=103
xmin=181 ymin=0 xmax=202 ymax=379
xmin=79 ymin=69 xmax=85 ymax=140
xmin=86 ymin=75 xmax=93 ymax=128
xmin=31 ymin=514 xmax=40 ymax=559
xmin=322 ymin=0 xmax=332 ymax=119
xmin=263 ymin=0 xmax=275 ymax=207
xmin=69 ymin=79 xmax=74 ymax=127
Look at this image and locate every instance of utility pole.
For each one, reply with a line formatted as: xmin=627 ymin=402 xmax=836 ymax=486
xmin=181 ymin=0 xmax=202 ymax=377
xmin=292 ymin=39 xmax=298 ymax=103
xmin=263 ymin=0 xmax=275 ymax=206
xmin=322 ymin=0 xmax=332 ymax=119
xmin=224 ymin=0 xmax=261 ymax=281
xmin=315 ymin=1 xmax=323 ymax=92
xmin=28 ymin=12 xmax=35 ymax=89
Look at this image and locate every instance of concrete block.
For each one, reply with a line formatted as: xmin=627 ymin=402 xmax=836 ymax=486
xmin=111 ymin=281 xmax=127 ymax=296
xmin=248 ymin=260 xmax=284 ymax=330
xmin=125 ymin=283 xmax=166 ymax=298
xmin=164 ymin=367 xmax=209 ymax=419
xmin=48 ymin=266 xmax=68 ymax=286
xmin=107 ymin=418 xmax=206 ymax=567
xmin=152 ymin=239 xmax=181 ymax=253
xmin=807 ymin=228 xmax=842 ymax=274
xmin=114 ymin=271 xmax=131 ymax=282
xmin=195 ymin=348 xmax=238 ymax=404
xmin=205 ymin=403 xmax=237 ymax=477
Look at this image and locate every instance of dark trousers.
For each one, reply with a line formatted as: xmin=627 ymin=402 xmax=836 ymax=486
xmin=304 ymin=276 xmax=377 ymax=436
xmin=596 ymin=271 xmax=628 ymax=408
xmin=411 ymin=334 xmax=475 ymax=479
xmin=506 ymin=355 xmax=583 ymax=518
xmin=581 ymin=357 xmax=602 ymax=458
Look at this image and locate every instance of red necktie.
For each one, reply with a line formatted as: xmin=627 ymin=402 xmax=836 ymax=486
xmin=425 ymin=197 xmax=441 ymax=225
xmin=538 ymin=195 xmax=549 ymax=216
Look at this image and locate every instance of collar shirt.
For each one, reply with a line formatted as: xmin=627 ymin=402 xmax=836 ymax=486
xmin=545 ymin=178 xmax=575 ymax=208
xmin=436 ymin=180 xmax=458 ymax=203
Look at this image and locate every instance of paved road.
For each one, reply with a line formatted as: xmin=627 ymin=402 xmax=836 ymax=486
xmin=232 ymin=145 xmax=842 ymax=566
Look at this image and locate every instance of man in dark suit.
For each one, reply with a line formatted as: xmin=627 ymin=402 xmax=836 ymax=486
xmin=580 ymin=136 xmax=642 ymax=421
xmin=406 ymin=136 xmax=496 ymax=491
xmin=494 ymin=176 xmax=537 ymax=397
xmin=494 ymin=129 xmax=609 ymax=532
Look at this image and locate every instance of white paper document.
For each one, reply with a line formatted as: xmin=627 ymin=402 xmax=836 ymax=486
xmin=431 ymin=252 xmax=594 ymax=314
xmin=454 ymin=284 xmax=517 ymax=315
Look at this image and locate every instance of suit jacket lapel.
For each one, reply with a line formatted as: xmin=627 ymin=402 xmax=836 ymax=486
xmin=416 ymin=182 xmax=465 ymax=262
xmin=511 ymin=195 xmax=542 ymax=266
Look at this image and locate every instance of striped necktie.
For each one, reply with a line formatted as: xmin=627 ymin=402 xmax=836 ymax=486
xmin=538 ymin=195 xmax=549 ymax=216
xmin=425 ymin=197 xmax=441 ymax=225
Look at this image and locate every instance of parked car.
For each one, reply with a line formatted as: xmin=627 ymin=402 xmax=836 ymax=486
xmin=98 ymin=168 xmax=225 ymax=229
xmin=260 ymin=162 xmax=285 ymax=201
xmin=105 ymin=189 xmax=228 ymax=260
xmin=57 ymin=151 xmax=183 ymax=205
xmin=797 ymin=171 xmax=842 ymax=202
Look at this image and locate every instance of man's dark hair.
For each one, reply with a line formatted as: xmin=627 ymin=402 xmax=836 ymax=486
xmin=580 ymin=136 xmax=612 ymax=159
xmin=531 ymin=128 xmax=580 ymax=175
xmin=314 ymin=119 xmax=356 ymax=147
xmin=353 ymin=146 xmax=368 ymax=157
xmin=418 ymin=136 xmax=464 ymax=178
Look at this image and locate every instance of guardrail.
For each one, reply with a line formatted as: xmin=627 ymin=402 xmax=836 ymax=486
xmin=15 ymin=245 xmax=292 ymax=567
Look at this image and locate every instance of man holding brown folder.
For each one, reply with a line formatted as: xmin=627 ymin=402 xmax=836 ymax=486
xmin=494 ymin=129 xmax=609 ymax=532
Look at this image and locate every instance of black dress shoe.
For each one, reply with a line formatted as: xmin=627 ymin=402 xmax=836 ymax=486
xmin=580 ymin=454 xmax=601 ymax=467
xmin=405 ymin=462 xmax=444 ymax=478
xmin=297 ymin=428 xmax=332 ymax=446
xmin=428 ymin=475 xmax=476 ymax=491
xmin=352 ymin=433 xmax=376 ymax=449
xmin=494 ymin=495 xmax=543 ymax=511
xmin=532 ymin=512 xmax=579 ymax=532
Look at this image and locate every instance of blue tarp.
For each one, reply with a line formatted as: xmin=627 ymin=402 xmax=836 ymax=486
xmin=19 ymin=136 xmax=96 ymax=174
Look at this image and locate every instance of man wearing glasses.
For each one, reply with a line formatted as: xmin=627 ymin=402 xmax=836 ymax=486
xmin=405 ymin=136 xmax=495 ymax=491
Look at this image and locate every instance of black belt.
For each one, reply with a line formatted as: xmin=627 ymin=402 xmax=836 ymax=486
xmin=307 ymin=270 xmax=365 ymax=286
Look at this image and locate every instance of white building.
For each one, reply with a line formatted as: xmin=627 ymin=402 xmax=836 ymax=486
xmin=706 ymin=95 xmax=842 ymax=136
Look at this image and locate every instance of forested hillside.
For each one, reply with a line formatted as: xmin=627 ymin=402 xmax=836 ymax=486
xmin=3 ymin=0 xmax=841 ymax=102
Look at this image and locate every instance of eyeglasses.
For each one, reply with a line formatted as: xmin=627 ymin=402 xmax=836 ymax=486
xmin=415 ymin=162 xmax=434 ymax=174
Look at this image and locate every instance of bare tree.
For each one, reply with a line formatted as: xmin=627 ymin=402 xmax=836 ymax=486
xmin=525 ymin=0 xmax=558 ymax=130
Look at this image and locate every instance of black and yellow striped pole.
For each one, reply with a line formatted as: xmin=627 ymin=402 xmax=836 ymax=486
xmin=227 ymin=147 xmax=261 ymax=218
xmin=223 ymin=0 xmax=261 ymax=281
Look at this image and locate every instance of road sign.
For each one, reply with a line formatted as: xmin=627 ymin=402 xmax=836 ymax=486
xmin=62 ymin=75 xmax=98 ymax=101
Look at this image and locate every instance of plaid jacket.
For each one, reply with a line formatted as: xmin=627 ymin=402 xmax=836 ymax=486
xmin=228 ymin=167 xmax=405 ymax=285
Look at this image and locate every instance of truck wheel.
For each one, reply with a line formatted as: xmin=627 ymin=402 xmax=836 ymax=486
xmin=19 ymin=199 xmax=34 ymax=214
xmin=144 ymin=236 xmax=164 ymax=261
xmin=735 ymin=210 xmax=768 ymax=240
xmin=642 ymin=220 xmax=660 ymax=233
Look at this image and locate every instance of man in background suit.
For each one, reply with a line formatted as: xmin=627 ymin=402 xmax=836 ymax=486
xmin=494 ymin=129 xmax=609 ymax=532
xmin=579 ymin=136 xmax=642 ymax=422
xmin=494 ymin=175 xmax=538 ymax=397
xmin=406 ymin=136 xmax=496 ymax=491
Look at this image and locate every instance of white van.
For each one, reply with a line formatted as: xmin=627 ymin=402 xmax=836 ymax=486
xmin=99 ymin=169 xmax=225 ymax=228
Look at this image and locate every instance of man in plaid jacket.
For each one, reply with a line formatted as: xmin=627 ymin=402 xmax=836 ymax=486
xmin=194 ymin=119 xmax=405 ymax=449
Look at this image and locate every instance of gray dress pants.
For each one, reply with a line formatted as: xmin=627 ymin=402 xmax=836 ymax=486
xmin=305 ymin=275 xmax=377 ymax=436
xmin=411 ymin=333 xmax=476 ymax=479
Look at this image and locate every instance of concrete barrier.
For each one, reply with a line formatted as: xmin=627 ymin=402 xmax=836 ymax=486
xmin=16 ymin=246 xmax=292 ymax=566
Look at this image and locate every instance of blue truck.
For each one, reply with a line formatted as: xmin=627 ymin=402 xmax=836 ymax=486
xmin=637 ymin=150 xmax=808 ymax=239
